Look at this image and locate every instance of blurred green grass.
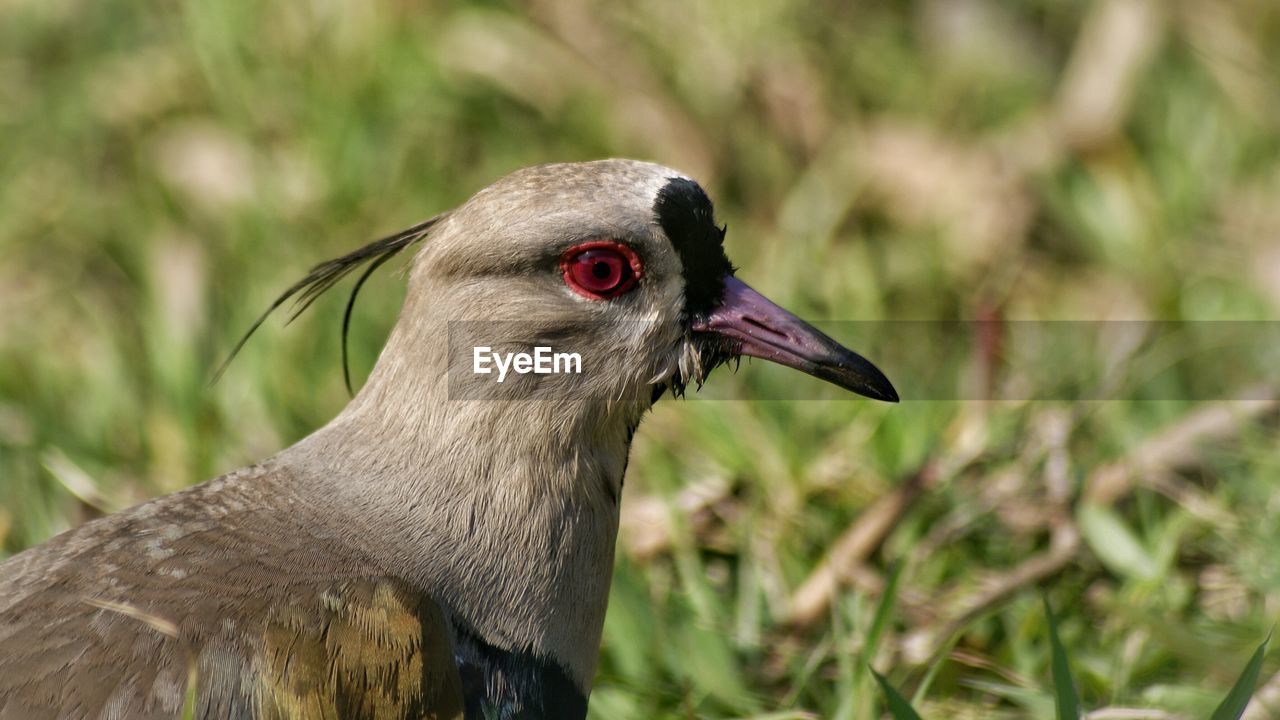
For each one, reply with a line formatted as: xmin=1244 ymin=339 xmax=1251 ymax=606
xmin=2 ymin=0 xmax=1280 ymax=717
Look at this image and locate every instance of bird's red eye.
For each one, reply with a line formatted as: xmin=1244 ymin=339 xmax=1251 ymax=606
xmin=561 ymin=241 xmax=642 ymax=299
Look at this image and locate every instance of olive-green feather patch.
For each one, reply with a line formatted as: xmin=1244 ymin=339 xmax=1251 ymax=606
xmin=256 ymin=579 xmax=463 ymax=720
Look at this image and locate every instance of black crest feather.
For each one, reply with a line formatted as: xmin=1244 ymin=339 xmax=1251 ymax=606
xmin=211 ymin=214 xmax=444 ymax=393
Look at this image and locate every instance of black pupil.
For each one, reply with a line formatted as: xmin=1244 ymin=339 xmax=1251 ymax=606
xmin=592 ymin=261 xmax=612 ymax=280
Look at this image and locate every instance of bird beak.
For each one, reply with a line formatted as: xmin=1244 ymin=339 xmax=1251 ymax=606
xmin=692 ymin=276 xmax=899 ymax=402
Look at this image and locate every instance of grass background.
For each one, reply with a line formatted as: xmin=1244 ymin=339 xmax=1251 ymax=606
xmin=2 ymin=0 xmax=1279 ymax=717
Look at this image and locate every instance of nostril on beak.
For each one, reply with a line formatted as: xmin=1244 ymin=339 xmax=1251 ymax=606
xmin=740 ymin=313 xmax=812 ymax=355
xmin=740 ymin=314 xmax=795 ymax=344
xmin=694 ymin=276 xmax=898 ymax=401
xmin=740 ymin=315 xmax=771 ymax=334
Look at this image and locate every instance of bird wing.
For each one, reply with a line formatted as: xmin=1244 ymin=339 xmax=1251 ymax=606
xmin=0 ymin=466 xmax=464 ymax=720
xmin=254 ymin=578 xmax=464 ymax=720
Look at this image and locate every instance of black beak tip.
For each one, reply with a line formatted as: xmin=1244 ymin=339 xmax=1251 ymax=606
xmin=872 ymin=379 xmax=900 ymax=403
xmin=815 ymin=356 xmax=899 ymax=403
xmin=858 ymin=367 xmax=899 ymax=403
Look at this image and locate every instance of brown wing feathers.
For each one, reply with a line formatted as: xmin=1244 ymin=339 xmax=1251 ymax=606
xmin=0 ymin=468 xmax=465 ymax=719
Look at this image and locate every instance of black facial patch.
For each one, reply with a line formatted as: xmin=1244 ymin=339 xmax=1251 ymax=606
xmin=653 ymin=177 xmax=734 ymax=320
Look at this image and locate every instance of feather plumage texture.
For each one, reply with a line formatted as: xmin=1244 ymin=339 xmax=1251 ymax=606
xmin=0 ymin=464 xmax=463 ymax=720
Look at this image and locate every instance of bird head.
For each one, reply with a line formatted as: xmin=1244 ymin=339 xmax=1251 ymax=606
xmin=222 ymin=160 xmax=897 ymax=419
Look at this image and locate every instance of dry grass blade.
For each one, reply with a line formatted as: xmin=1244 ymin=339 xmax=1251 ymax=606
xmin=1083 ymin=710 xmax=1186 ymax=719
xmin=83 ymin=597 xmax=200 ymax=716
xmin=784 ymin=463 xmax=935 ymax=628
xmin=82 ymin=596 xmax=180 ymax=638
xmin=1084 ymin=394 xmax=1278 ymax=506
xmin=902 ymin=521 xmax=1080 ymax=667
xmin=1054 ymin=0 xmax=1164 ymax=149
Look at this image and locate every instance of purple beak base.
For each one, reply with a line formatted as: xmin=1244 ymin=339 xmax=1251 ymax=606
xmin=691 ymin=277 xmax=899 ymax=402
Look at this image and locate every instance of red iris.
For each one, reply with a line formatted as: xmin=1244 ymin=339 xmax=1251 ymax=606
xmin=561 ymin=241 xmax=642 ymax=299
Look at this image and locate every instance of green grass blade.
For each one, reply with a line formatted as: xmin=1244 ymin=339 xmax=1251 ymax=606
xmin=1043 ymin=596 xmax=1081 ymax=720
xmin=872 ymin=669 xmax=925 ymax=720
xmin=865 ymin=562 xmax=904 ymax=660
xmin=858 ymin=561 xmax=905 ymax=717
xmin=1209 ymin=631 xmax=1271 ymax=720
xmin=911 ymin=631 xmax=958 ymax=707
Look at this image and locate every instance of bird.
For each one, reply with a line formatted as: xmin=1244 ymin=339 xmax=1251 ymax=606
xmin=0 ymin=159 xmax=897 ymax=720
